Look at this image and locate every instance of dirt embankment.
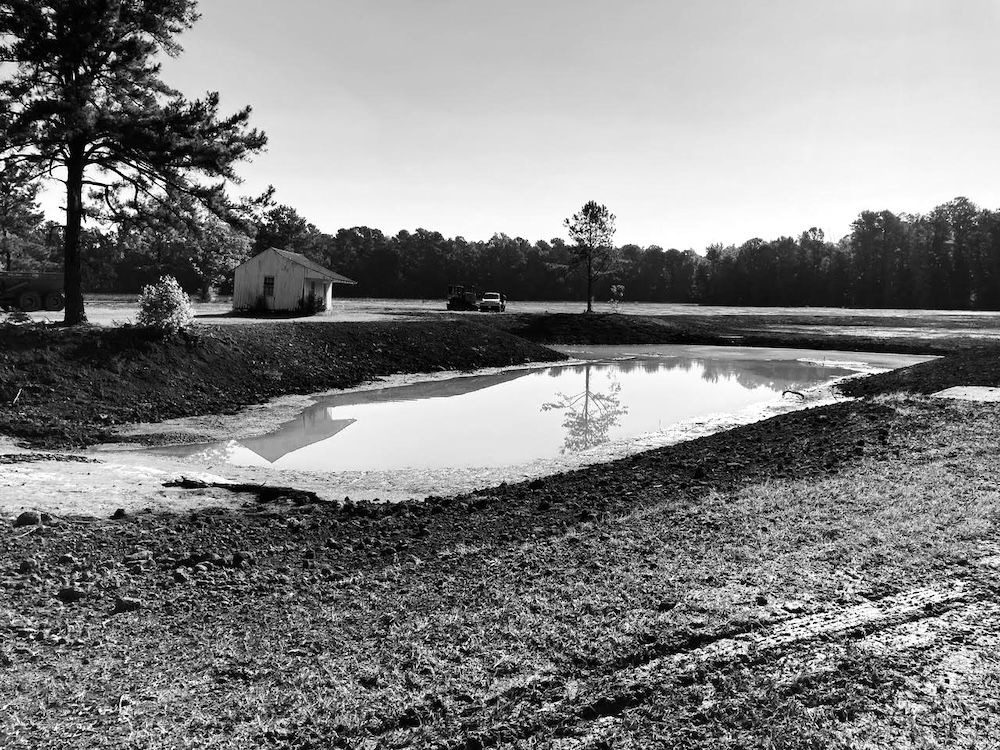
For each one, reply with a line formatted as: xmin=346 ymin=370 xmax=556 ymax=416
xmin=839 ymin=346 xmax=1000 ymax=397
xmin=0 ymin=319 xmax=565 ymax=448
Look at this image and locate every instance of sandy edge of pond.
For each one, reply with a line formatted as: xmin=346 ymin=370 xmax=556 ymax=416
xmin=0 ymin=349 xmax=932 ymax=520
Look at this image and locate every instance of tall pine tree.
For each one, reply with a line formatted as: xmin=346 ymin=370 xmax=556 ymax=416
xmin=0 ymin=0 xmax=266 ymax=323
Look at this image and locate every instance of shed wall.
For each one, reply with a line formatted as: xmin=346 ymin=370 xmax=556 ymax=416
xmin=233 ymin=249 xmax=311 ymax=311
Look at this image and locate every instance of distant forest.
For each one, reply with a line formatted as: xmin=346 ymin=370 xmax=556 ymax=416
xmin=5 ymin=196 xmax=1000 ymax=310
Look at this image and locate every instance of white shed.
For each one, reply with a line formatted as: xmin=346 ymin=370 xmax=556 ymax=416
xmin=232 ymin=247 xmax=357 ymax=312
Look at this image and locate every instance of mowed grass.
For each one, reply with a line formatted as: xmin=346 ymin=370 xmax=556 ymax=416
xmin=3 ymin=396 xmax=1000 ymax=748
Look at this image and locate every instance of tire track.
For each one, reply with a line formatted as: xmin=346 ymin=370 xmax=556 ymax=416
xmin=452 ymin=574 xmax=992 ymax=749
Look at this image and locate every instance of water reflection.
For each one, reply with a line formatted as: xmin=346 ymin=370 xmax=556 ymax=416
xmin=541 ymin=363 xmax=627 ymax=454
xmin=243 ymin=411 xmax=357 ymax=463
xmin=573 ymin=356 xmax=846 ymax=393
xmin=154 ymin=369 xmax=532 ymax=466
xmin=149 ymin=346 xmax=880 ymax=472
xmin=156 ymin=409 xmax=358 ymax=465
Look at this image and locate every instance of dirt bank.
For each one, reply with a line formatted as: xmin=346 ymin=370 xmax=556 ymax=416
xmin=0 ymin=319 xmax=565 ymax=448
xmin=838 ymin=345 xmax=1000 ymax=397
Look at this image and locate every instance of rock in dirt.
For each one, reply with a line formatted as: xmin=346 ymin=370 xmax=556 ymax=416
xmin=124 ymin=550 xmax=153 ymax=567
xmin=111 ymin=508 xmax=127 ymax=520
xmin=57 ymin=587 xmax=86 ymax=604
xmin=112 ymin=596 xmax=143 ymax=615
xmin=17 ymin=559 xmax=39 ymax=575
xmin=13 ymin=511 xmax=41 ymax=527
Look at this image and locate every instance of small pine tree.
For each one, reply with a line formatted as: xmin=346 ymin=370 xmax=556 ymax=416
xmin=136 ymin=276 xmax=194 ymax=333
xmin=564 ymin=201 xmax=617 ymax=313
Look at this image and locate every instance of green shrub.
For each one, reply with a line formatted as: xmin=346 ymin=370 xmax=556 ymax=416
xmin=136 ymin=275 xmax=195 ymax=333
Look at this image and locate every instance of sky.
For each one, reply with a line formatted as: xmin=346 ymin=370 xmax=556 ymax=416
xmin=130 ymin=0 xmax=1000 ymax=250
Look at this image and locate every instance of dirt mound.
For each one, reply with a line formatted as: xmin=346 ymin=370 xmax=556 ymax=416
xmin=0 ymin=320 xmax=565 ymax=447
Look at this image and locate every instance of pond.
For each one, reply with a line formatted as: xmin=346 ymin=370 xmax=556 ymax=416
xmin=152 ymin=345 xmax=932 ymax=473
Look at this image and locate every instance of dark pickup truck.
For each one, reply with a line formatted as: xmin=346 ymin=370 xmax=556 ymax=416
xmin=0 ymin=271 xmax=65 ymax=312
xmin=446 ymin=283 xmax=481 ymax=311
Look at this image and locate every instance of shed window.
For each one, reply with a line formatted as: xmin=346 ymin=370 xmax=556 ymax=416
xmin=263 ymin=276 xmax=275 ymax=297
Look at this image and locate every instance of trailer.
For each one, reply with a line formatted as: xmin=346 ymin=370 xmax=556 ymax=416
xmin=0 ymin=272 xmax=65 ymax=312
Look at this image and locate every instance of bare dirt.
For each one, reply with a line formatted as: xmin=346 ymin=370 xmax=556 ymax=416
xmin=2 ymin=312 xmax=1000 ymax=748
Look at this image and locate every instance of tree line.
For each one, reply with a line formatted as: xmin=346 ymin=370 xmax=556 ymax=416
xmin=4 ymin=191 xmax=1000 ymax=310
xmin=6 ymin=4 xmax=1000 ymax=320
xmin=4 ymin=4 xmax=1000 ymax=318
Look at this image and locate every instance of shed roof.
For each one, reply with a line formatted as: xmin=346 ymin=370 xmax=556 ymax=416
xmin=269 ymin=247 xmax=357 ymax=285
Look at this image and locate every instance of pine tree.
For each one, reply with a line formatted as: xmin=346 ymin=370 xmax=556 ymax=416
xmin=564 ymin=200 xmax=617 ymax=313
xmin=0 ymin=0 xmax=266 ymax=323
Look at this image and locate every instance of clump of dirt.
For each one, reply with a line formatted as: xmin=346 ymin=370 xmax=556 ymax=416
xmin=0 ymin=320 xmax=565 ymax=448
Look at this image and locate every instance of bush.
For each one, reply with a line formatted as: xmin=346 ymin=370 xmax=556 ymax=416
xmin=610 ymin=284 xmax=625 ymax=313
xmin=136 ymin=275 xmax=195 ymax=333
xmin=297 ymin=292 xmax=326 ymax=316
xmin=2 ymin=309 xmax=32 ymax=325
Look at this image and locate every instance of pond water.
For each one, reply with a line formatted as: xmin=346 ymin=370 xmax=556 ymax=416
xmin=152 ymin=346 xmax=930 ymax=473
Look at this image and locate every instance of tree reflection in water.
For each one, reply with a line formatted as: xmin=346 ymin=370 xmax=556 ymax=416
xmin=541 ymin=363 xmax=628 ymax=454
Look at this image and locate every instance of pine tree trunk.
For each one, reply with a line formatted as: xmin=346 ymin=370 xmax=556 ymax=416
xmin=63 ymin=141 xmax=88 ymax=325
xmin=586 ymin=249 xmax=593 ymax=313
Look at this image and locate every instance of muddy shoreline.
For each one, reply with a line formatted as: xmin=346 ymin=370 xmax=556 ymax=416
xmin=0 ymin=314 xmax=994 ymax=519
xmin=0 ymin=315 xmax=954 ymax=518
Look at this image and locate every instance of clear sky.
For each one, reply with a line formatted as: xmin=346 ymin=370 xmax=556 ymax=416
xmin=145 ymin=0 xmax=1000 ymax=251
